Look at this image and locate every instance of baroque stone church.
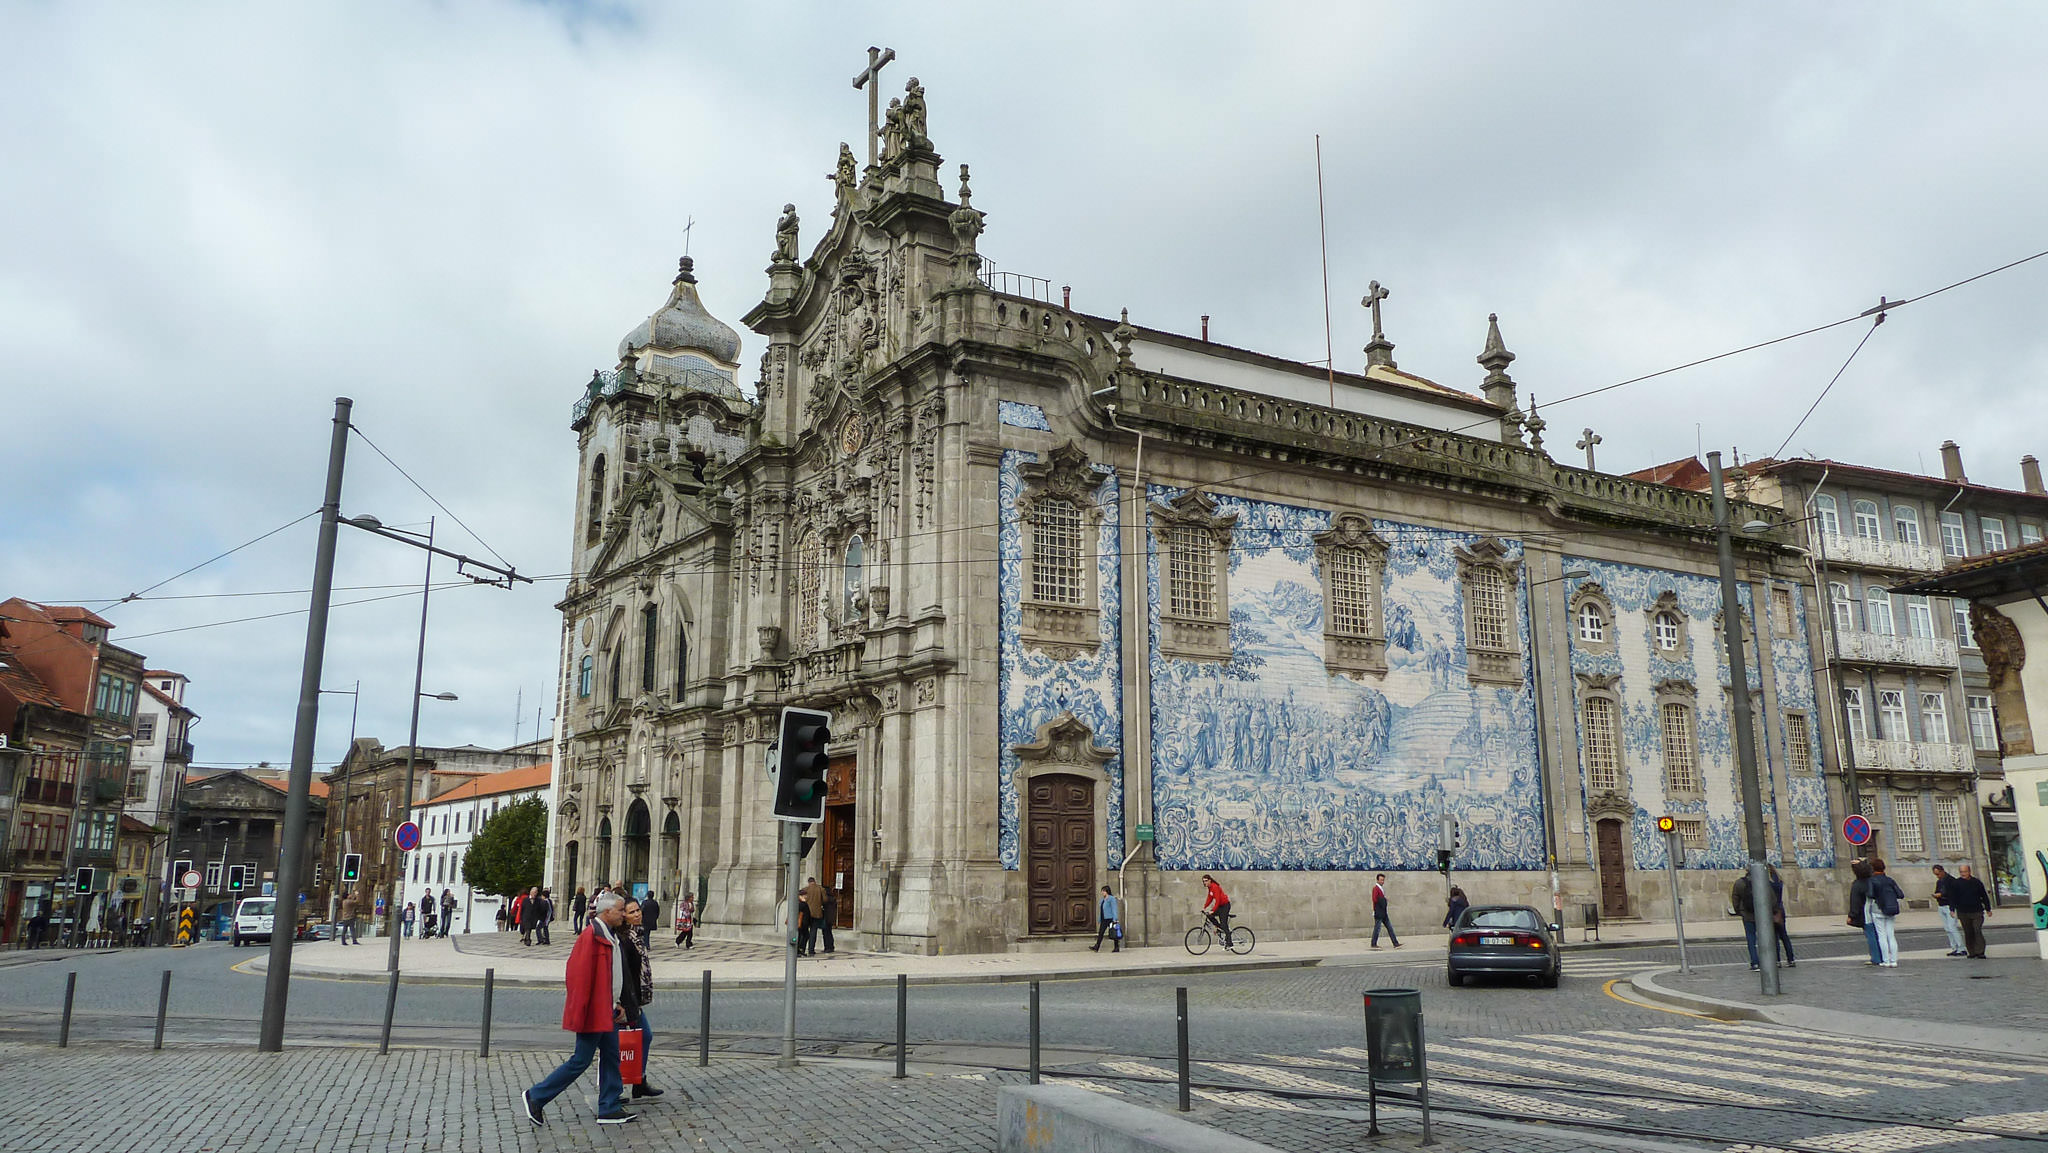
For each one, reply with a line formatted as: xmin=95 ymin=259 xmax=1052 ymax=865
xmin=546 ymin=71 xmax=1841 ymax=953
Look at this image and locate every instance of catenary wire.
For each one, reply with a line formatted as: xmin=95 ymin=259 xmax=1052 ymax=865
xmin=90 ymin=509 xmax=321 ymax=611
xmin=1768 ymin=316 xmax=1885 ymax=461
xmin=349 ymin=422 xmax=514 ymax=570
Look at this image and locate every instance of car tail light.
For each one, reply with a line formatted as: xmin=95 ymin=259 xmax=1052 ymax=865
xmin=1452 ymin=933 xmax=1478 ymax=947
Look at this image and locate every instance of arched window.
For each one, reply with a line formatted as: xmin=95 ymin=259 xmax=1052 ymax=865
xmin=641 ymin=604 xmax=659 ymax=693
xmin=1866 ymin=587 xmax=1894 ymax=635
xmin=795 ymin=533 xmax=823 ymax=649
xmin=609 ymin=649 xmax=622 ymax=704
xmin=674 ymin=620 xmax=689 ymax=698
xmin=1813 ymin=493 xmax=1840 ymax=537
xmin=585 ymin=455 xmax=607 ymax=546
xmin=1577 ymin=601 xmax=1607 ymax=643
xmin=1891 ymin=504 xmax=1922 ymax=547
xmin=577 ymin=655 xmax=593 ymax=698
xmin=1653 ymin=611 xmax=1683 ymax=651
xmin=1852 ymin=499 xmax=1882 ymax=540
xmin=1829 ymin=582 xmax=1855 ymax=633
xmin=844 ymin=534 xmax=866 ymax=618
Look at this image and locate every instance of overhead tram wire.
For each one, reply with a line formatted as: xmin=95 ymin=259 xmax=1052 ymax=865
xmin=1769 ymin=313 xmax=1887 ymax=461
xmin=112 ymin=582 xmax=482 ymax=643
xmin=92 ymin=508 xmax=321 ymax=611
xmin=348 ymin=421 xmax=513 ymax=570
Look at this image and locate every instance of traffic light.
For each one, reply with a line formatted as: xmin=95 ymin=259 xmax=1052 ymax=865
xmin=341 ymin=853 xmax=362 ymax=883
xmin=1438 ymin=815 xmax=1462 ymax=853
xmin=1657 ymin=815 xmax=1685 ymax=866
xmin=772 ymin=706 xmax=832 ymax=822
xmin=73 ymin=866 xmax=94 ymax=894
xmin=226 ymin=865 xmax=246 ymax=893
xmin=1436 ymin=849 xmax=1452 ymax=877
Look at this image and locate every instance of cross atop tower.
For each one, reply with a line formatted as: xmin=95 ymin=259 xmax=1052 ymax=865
xmin=1361 ymin=280 xmax=1397 ymax=369
xmin=852 ymin=46 xmax=897 ymax=168
xmin=1576 ymin=428 xmax=1603 ymax=471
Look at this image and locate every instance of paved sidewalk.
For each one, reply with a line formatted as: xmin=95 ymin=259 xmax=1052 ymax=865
xmin=0 ymin=1040 xmax=1538 ymax=1153
xmin=248 ymin=908 xmax=1960 ymax=990
xmin=1630 ymin=935 xmax=2048 ymax=1057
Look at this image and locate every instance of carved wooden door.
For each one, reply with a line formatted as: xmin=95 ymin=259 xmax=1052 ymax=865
xmin=823 ymin=757 xmax=857 ymax=930
xmin=1596 ymin=819 xmax=1629 ymax=919
xmin=1027 ymin=774 xmax=1095 ymax=934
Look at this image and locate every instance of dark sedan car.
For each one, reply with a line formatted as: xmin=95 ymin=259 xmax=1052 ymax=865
xmin=1446 ymin=904 xmax=1560 ymax=987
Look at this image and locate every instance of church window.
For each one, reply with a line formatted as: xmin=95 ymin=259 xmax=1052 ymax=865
xmin=1577 ymin=601 xmax=1606 ymax=643
xmin=609 ymin=649 xmax=622 ymax=704
xmin=1653 ymin=611 xmax=1682 ymax=651
xmin=641 ymin=605 xmax=659 ymax=694
xmin=577 ymin=655 xmax=593 ymax=699
xmin=1314 ymin=515 xmax=1389 ymax=678
xmin=1151 ymin=489 xmax=1236 ymax=663
xmin=1168 ymin=526 xmax=1216 ymax=619
xmin=1660 ymin=700 xmax=1700 ymax=794
xmin=1813 ymin=493 xmax=1840 ymax=537
xmin=1784 ymin=712 xmax=1815 ymax=775
xmin=586 ymin=456 xmax=607 ymax=546
xmin=675 ymin=621 xmax=689 ymax=698
xmin=1581 ymin=693 xmax=1621 ymax=792
xmin=1031 ymin=503 xmax=1085 ymax=606
xmin=1852 ymin=500 xmax=1882 ymax=540
xmin=844 ymin=535 xmax=866 ymax=619
xmin=1770 ymin=586 xmax=1794 ymax=635
xmin=795 ymin=533 xmax=824 ymax=650
xmin=1326 ymin=547 xmax=1374 ymax=635
xmin=1454 ymin=537 xmax=1523 ymax=687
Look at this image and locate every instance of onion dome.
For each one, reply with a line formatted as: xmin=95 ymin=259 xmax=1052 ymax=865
xmin=618 ymin=257 xmax=741 ymax=365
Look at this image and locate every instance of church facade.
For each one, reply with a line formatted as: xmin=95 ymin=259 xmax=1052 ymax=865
xmin=546 ymin=77 xmax=1839 ymax=953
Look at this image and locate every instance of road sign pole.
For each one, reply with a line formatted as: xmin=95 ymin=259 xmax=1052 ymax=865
xmin=780 ymin=820 xmax=800 ymax=1069
xmin=1665 ymin=829 xmax=1689 ymax=974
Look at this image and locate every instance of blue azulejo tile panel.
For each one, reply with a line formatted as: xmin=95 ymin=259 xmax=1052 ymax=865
xmin=1146 ymin=487 xmax=1546 ymax=872
xmin=995 ymin=450 xmax=1124 ymax=871
xmin=998 ymin=401 xmax=1052 ymax=431
xmin=1561 ymin=559 xmax=1832 ymax=871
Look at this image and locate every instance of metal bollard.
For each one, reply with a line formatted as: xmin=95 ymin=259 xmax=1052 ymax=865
xmin=893 ymin=973 xmax=907 ymax=1080
xmin=1175 ymin=986 xmax=1191 ymax=1112
xmin=378 ymin=969 xmax=400 ymax=1055
xmin=479 ymin=968 xmax=495 ymax=1058
xmin=59 ymin=973 xmax=76 ymax=1048
xmin=1028 ymin=980 xmax=1041 ymax=1085
xmin=153 ymin=969 xmax=172 ymax=1050
xmin=698 ymin=969 xmax=711 ymax=1067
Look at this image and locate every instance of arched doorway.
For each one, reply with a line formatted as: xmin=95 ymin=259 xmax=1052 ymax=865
xmin=623 ymin=799 xmax=651 ymax=890
xmin=660 ymin=810 xmax=681 ymax=901
xmin=1596 ymin=818 xmax=1630 ymax=919
xmin=595 ymin=817 xmax=613 ymax=885
xmin=563 ymin=841 xmax=580 ymax=898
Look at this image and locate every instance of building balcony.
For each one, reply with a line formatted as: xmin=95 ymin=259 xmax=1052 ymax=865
xmin=1819 ymin=533 xmax=1946 ymax=573
xmin=1853 ymin=738 xmax=1976 ymax=774
xmin=164 ymin=740 xmax=195 ymax=763
xmin=1833 ymin=629 xmax=1957 ymax=669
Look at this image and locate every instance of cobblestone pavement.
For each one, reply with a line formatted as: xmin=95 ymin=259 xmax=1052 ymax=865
xmin=1660 ymin=942 xmax=2048 ymax=1036
xmin=453 ymin=931 xmax=790 ymax=966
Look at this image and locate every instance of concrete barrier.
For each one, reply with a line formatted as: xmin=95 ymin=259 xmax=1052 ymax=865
xmin=997 ymin=1085 xmax=1287 ymax=1153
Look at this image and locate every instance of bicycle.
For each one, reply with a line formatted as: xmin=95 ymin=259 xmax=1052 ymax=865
xmin=1184 ymin=915 xmax=1256 ymax=956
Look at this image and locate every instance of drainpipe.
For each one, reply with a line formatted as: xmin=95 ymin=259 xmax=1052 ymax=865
xmin=1106 ymin=401 xmax=1151 ymax=946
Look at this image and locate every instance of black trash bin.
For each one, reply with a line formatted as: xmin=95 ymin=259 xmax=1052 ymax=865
xmin=1362 ymin=987 xmax=1433 ymax=1144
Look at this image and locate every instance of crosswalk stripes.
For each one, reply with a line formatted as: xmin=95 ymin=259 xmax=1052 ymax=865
xmin=1425 ymin=1040 xmax=1786 ymax=1105
xmin=1634 ymin=1027 xmax=2020 ymax=1084
xmin=1428 ymin=1080 xmax=1622 ymax=1121
xmin=1694 ymin=1022 xmax=2048 ymax=1076
xmin=1521 ymin=1032 xmax=1916 ymax=1092
xmin=1458 ymin=1034 xmax=1856 ymax=1099
xmin=1191 ymin=1088 xmax=1310 ymax=1111
xmin=1199 ymin=1061 xmax=1355 ymax=1096
xmin=1759 ymin=1124 xmax=2000 ymax=1151
xmin=1966 ymin=1111 xmax=2048 ymax=1134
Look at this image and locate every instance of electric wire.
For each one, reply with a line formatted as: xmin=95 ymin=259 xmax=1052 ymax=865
xmin=90 ymin=509 xmax=321 ymax=611
xmin=348 ymin=422 xmax=513 ymax=570
xmin=1768 ymin=317 xmax=1886 ymax=462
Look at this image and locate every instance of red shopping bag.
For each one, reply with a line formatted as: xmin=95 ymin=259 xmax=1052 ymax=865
xmin=617 ymin=1027 xmax=644 ymax=1085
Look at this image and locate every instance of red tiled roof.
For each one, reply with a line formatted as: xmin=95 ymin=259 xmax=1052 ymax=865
xmin=120 ymin=814 xmax=161 ymax=835
xmin=419 ymin=763 xmax=552 ymax=806
xmin=248 ymin=773 xmax=331 ymax=799
xmin=38 ymin=605 xmax=115 ymax=629
xmin=0 ymin=656 xmax=63 ymax=710
xmin=1624 ymin=456 xmax=1712 ymax=490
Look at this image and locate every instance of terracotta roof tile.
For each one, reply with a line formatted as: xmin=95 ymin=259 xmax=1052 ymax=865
xmin=416 ymin=763 xmax=552 ymax=806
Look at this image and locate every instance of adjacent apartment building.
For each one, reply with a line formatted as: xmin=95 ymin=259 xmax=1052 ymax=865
xmin=400 ymin=761 xmax=551 ymax=934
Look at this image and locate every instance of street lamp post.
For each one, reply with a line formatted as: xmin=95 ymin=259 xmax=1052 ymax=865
xmin=318 ymin=682 xmax=359 ymax=927
xmin=1709 ymin=452 xmax=1780 ymax=997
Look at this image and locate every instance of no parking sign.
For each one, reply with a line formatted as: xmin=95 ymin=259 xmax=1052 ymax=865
xmin=1842 ymin=814 xmax=1872 ymax=847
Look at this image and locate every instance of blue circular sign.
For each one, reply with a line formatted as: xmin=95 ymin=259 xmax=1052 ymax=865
xmin=1842 ymin=814 xmax=1872 ymax=847
xmin=393 ymin=821 xmax=422 ymax=852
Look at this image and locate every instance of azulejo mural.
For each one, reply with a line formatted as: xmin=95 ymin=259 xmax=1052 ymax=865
xmin=995 ymin=449 xmax=1124 ymax=870
xmin=1561 ymin=558 xmax=1833 ymax=872
xmin=1147 ymin=488 xmax=1547 ymax=872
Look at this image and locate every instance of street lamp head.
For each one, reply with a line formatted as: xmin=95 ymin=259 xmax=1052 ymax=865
xmin=425 ymin=692 xmax=458 ymax=701
xmin=1561 ymin=568 xmax=1592 ymax=580
xmin=345 ymin=514 xmax=384 ymax=529
xmin=1741 ymin=519 xmax=1775 ymax=535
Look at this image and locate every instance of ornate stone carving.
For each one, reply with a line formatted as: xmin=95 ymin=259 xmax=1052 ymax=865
xmin=1312 ymin=513 xmax=1390 ymax=679
xmin=901 ymin=77 xmax=930 ymax=151
xmin=830 ymin=142 xmax=858 ymax=203
xmin=773 ymin=203 xmax=800 ymax=264
xmin=916 ymin=677 xmax=938 ymax=705
xmin=1013 ymin=712 xmax=1116 ymax=777
xmin=757 ymin=625 xmax=782 ymax=660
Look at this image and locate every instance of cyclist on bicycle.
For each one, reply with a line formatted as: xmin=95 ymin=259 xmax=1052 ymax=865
xmin=1201 ymin=873 xmax=1233 ymax=947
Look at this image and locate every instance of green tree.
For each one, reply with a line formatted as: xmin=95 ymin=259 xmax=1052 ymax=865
xmin=463 ymin=796 xmax=548 ymax=898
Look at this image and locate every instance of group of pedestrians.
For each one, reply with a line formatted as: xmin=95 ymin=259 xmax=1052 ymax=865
xmin=796 ymin=877 xmax=836 ymax=956
xmin=520 ymin=889 xmax=667 ymax=1128
xmin=508 ymin=887 xmax=555 ymax=945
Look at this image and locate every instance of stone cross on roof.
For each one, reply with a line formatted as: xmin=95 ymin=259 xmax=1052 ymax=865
xmin=1361 ymin=280 xmax=1397 ymax=369
xmin=852 ymin=46 xmax=897 ymax=168
xmin=1577 ymin=428 xmax=1602 ymax=471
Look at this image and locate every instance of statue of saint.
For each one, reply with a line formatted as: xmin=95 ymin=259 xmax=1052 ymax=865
xmin=902 ymin=77 xmax=929 ymax=151
xmin=773 ymin=203 xmax=800 ymax=263
xmin=881 ymin=97 xmax=906 ymax=163
xmin=830 ymin=143 xmax=858 ymax=199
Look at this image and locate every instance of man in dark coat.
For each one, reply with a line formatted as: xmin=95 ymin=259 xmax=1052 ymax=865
xmin=520 ymin=891 xmax=635 ymax=1126
xmin=519 ymin=886 xmax=542 ymax=945
xmin=1949 ymin=865 xmax=1993 ymax=959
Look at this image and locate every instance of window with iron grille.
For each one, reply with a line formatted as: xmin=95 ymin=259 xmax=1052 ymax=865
xmin=1661 ymin=703 xmax=1699 ymax=793
xmin=1031 ymin=500 xmax=1086 ymax=605
xmin=1891 ymin=795 xmax=1924 ymax=854
xmin=1581 ymin=695 xmax=1621 ymax=791
xmin=1770 ymin=586 xmax=1794 ymax=635
xmin=1467 ymin=568 xmax=1510 ymax=650
xmin=1327 ymin=547 xmax=1375 ymax=635
xmin=1576 ymin=601 xmax=1606 ymax=643
xmin=1675 ymin=818 xmax=1707 ymax=851
xmin=796 ymin=534 xmax=823 ymax=648
xmin=1784 ymin=712 xmax=1815 ymax=775
xmin=1932 ymin=795 xmax=1964 ymax=854
xmin=1168 ymin=525 xmax=1216 ymax=619
xmin=1796 ymin=820 xmax=1822 ymax=849
xmin=1858 ymin=793 xmax=1879 ymax=823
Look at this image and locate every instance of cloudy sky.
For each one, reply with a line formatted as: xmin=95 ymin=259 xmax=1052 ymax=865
xmin=5 ymin=2 xmax=2045 ymax=772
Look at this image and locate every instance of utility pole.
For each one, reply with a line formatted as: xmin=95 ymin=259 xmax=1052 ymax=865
xmin=1709 ymin=452 xmax=1780 ymax=997
xmin=259 ymin=397 xmax=352 ymax=1052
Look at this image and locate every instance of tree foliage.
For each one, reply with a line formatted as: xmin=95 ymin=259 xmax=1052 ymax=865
xmin=463 ymin=795 xmax=547 ymax=898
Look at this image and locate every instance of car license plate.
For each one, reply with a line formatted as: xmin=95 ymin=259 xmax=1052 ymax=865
xmin=1481 ymin=936 xmax=1514 ymax=946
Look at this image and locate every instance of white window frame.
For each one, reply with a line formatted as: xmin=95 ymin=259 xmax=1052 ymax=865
xmin=1830 ymin=582 xmax=1856 ymax=634
xmin=1852 ymin=500 xmax=1882 ymax=540
xmin=1865 ymin=587 xmax=1894 ymax=636
xmin=1981 ymin=516 xmax=2008 ymax=553
xmin=1891 ymin=504 xmax=1922 ymax=546
xmin=1877 ymin=689 xmax=1910 ymax=741
xmin=1939 ymin=511 xmax=1968 ymax=558
xmin=2023 ymin=523 xmax=2044 ymax=546
xmin=1654 ymin=611 xmax=1683 ymax=652
xmin=1577 ymin=601 xmax=1606 ymax=643
xmin=1919 ymin=691 xmax=1950 ymax=743
xmin=1905 ymin=597 xmax=1935 ymax=640
xmin=1932 ymin=795 xmax=1964 ymax=854
xmin=1891 ymin=795 xmax=1924 ymax=855
xmin=1967 ymin=694 xmax=1998 ymax=751
xmin=1843 ymin=686 xmax=1867 ymax=738
xmin=1814 ymin=493 xmax=1841 ymax=537
xmin=134 ymin=716 xmax=156 ymax=744
xmin=1952 ymin=600 xmax=1976 ymax=648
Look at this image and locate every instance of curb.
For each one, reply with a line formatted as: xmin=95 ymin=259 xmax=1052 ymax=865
xmin=239 ymin=953 xmax=1323 ymax=990
xmin=1625 ymin=967 xmax=1767 ymax=1020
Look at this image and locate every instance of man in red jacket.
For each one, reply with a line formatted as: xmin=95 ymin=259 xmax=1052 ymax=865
xmin=521 ymin=891 xmax=637 ymax=1126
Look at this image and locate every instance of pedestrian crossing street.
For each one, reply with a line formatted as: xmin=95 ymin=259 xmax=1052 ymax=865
xmin=1003 ymin=1021 xmax=2048 ymax=1151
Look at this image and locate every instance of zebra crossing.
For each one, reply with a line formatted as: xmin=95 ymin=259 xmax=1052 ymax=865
xmin=1556 ymin=955 xmax=1668 ymax=981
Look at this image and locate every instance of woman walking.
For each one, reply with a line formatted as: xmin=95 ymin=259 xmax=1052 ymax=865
xmin=1866 ymin=858 xmax=1906 ymax=967
xmin=1846 ymin=859 xmax=1880 ymax=965
xmin=1442 ymin=885 xmax=1469 ymax=929
xmin=571 ymin=887 xmax=589 ymax=934
xmin=621 ymin=898 xmax=663 ymax=1100
xmin=674 ymin=893 xmax=695 ymax=948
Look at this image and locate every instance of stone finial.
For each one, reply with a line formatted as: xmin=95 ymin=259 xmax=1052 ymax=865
xmin=673 ymin=255 xmax=697 ymax=285
xmin=1113 ymin=308 xmax=1137 ymax=370
xmin=1478 ymin=312 xmax=1520 ymax=439
xmin=1361 ymin=281 xmax=1396 ymax=369
xmin=947 ymin=164 xmax=986 ymax=286
xmin=956 ymin=163 xmax=973 ymax=209
xmin=1522 ymin=396 xmax=1547 ymax=455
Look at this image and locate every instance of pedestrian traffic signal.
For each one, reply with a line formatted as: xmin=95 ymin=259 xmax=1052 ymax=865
xmin=1436 ymin=849 xmax=1452 ymax=877
xmin=340 ymin=853 xmax=362 ymax=883
xmin=226 ymin=865 xmax=246 ymax=893
xmin=1655 ymin=815 xmax=1676 ymax=834
xmin=772 ymin=706 xmax=833 ymax=822
xmin=73 ymin=866 xmax=94 ymax=894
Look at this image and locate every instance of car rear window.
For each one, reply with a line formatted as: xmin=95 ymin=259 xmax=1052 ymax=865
xmin=242 ymin=900 xmax=275 ymax=916
xmin=1463 ymin=908 xmax=1542 ymax=931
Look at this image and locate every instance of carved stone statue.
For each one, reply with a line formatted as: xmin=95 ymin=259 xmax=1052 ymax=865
xmin=831 ymin=143 xmax=858 ymax=200
xmin=902 ymin=77 xmax=929 ymax=151
xmin=773 ymin=203 xmax=800 ymax=263
xmin=881 ymin=97 xmax=906 ymax=163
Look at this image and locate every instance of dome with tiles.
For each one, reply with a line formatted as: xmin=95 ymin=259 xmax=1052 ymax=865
xmin=618 ymin=256 xmax=741 ymax=367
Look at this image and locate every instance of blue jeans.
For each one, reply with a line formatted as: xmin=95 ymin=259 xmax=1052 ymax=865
xmin=632 ymin=1011 xmax=652 ymax=1085
xmin=528 ymin=1029 xmax=622 ymax=1116
xmin=1741 ymin=920 xmax=1795 ymax=967
xmin=1861 ymin=920 xmax=1882 ymax=963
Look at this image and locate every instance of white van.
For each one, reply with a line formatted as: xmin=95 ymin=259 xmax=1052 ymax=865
xmin=231 ymin=897 xmax=276 ymax=947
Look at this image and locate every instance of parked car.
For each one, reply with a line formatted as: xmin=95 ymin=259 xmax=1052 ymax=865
xmin=230 ymin=897 xmax=276 ymax=947
xmin=1446 ymin=904 xmax=1561 ymax=988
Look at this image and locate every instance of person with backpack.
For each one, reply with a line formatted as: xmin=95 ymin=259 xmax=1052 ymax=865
xmin=1865 ymin=857 xmax=1906 ymax=967
xmin=1846 ymin=859 xmax=1880 ymax=965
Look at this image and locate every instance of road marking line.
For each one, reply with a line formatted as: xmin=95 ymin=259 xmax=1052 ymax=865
xmin=1426 ymin=1042 xmax=1785 ymax=1105
xmin=1964 ymin=1111 xmax=2048 ymax=1133
xmin=1048 ymin=1078 xmax=1123 ymax=1095
xmin=1463 ymin=1036 xmax=1866 ymax=1098
xmin=1432 ymin=1081 xmax=1622 ymax=1121
xmin=1696 ymin=1023 xmax=2048 ymax=1074
xmin=1784 ymin=1124 xmax=1998 ymax=1151
xmin=1577 ymin=1031 xmax=1934 ymax=1089
xmin=1099 ymin=1059 xmax=1174 ymax=1079
xmin=1200 ymin=1062 xmax=1355 ymax=1095
xmin=1257 ymin=1052 xmax=1354 ymax=1069
xmin=1426 ymin=1061 xmax=1704 ymax=1113
xmin=1602 ymin=976 xmax=1708 ymax=1016
xmin=1638 ymin=1027 xmax=2017 ymax=1084
xmin=1192 ymin=1089 xmax=1309 ymax=1111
